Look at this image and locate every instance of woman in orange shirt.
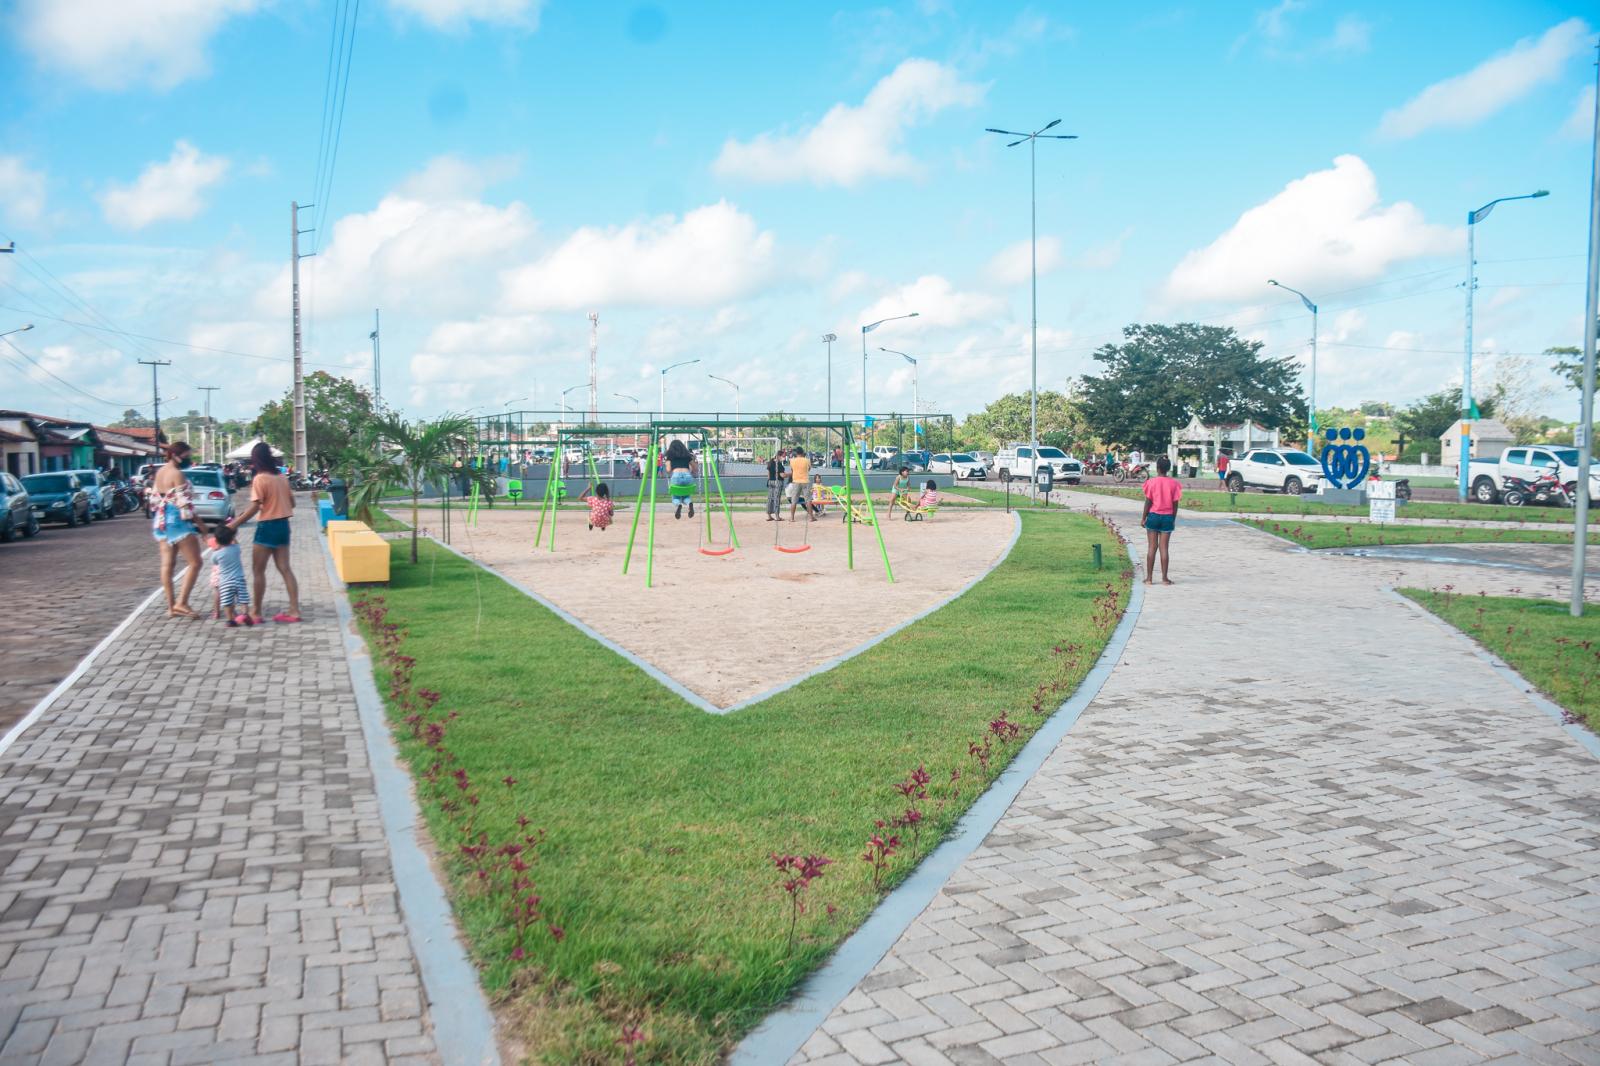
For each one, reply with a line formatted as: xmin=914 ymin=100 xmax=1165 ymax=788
xmin=227 ymin=441 xmax=302 ymax=623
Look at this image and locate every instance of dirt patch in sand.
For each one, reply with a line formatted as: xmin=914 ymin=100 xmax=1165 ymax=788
xmin=420 ymin=504 xmax=1018 ymax=708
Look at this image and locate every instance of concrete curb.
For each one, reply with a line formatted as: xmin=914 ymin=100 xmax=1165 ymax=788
xmin=730 ymin=531 xmax=1144 ymax=1066
xmin=1387 ymin=588 xmax=1600 ymax=762
xmin=320 ymin=540 xmax=502 ymax=1066
xmin=426 ymin=510 xmax=1024 ymax=716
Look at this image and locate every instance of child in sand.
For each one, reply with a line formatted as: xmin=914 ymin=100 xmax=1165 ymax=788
xmin=588 ymin=483 xmax=614 ymax=531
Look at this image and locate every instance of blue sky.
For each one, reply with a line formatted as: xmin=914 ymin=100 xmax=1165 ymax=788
xmin=0 ymin=0 xmax=1595 ymax=430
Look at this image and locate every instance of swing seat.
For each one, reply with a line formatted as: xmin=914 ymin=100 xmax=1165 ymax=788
xmin=699 ymin=546 xmax=736 ymax=557
xmin=775 ymin=544 xmax=813 ymax=554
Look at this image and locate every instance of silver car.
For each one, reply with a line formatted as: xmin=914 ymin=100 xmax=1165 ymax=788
xmin=184 ymin=467 xmax=236 ymax=523
xmin=64 ymin=469 xmax=116 ymax=520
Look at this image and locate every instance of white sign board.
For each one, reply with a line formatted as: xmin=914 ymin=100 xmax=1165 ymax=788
xmin=1368 ymin=479 xmax=1396 ymax=523
xmin=1576 ymin=424 xmax=1588 ymax=449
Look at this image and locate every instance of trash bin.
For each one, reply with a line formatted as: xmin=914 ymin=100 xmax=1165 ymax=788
xmin=328 ymin=477 xmax=348 ymax=517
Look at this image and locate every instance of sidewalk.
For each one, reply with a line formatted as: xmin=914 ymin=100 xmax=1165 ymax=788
xmin=792 ymin=494 xmax=1600 ymax=1064
xmin=0 ymin=507 xmax=440 ymax=1065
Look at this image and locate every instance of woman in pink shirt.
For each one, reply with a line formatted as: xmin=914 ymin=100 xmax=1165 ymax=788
xmin=1140 ymin=455 xmax=1182 ymax=585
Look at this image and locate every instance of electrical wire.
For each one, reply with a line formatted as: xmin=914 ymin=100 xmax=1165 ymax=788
xmin=2 ymin=338 xmax=143 ymax=408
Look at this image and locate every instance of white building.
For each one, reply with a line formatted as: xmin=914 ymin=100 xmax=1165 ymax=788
xmin=1438 ymin=418 xmax=1514 ymax=467
xmin=1168 ymin=415 xmax=1282 ymax=469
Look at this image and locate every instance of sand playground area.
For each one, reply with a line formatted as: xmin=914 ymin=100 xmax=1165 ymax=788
xmin=418 ymin=503 xmax=1019 ymax=709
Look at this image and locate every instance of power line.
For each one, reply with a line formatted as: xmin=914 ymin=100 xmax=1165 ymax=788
xmin=312 ymin=0 xmax=361 ymax=250
xmin=3 ymin=337 xmax=143 ymax=408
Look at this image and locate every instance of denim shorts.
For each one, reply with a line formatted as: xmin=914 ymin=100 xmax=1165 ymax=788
xmin=255 ymin=517 xmax=291 ymax=549
xmin=151 ymin=504 xmax=199 ymax=544
xmin=1145 ymin=512 xmax=1176 ymax=534
xmin=668 ymin=470 xmax=695 ymax=500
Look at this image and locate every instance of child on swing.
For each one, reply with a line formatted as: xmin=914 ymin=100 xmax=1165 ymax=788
xmin=588 ymin=483 xmax=614 ymax=531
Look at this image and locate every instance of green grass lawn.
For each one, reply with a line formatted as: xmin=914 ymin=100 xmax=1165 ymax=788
xmin=349 ymin=510 xmax=1129 ymax=1063
xmin=1071 ymin=483 xmax=1595 ymax=525
xmin=1242 ymin=518 xmax=1594 ymax=550
xmin=1402 ymin=589 xmax=1600 ymax=733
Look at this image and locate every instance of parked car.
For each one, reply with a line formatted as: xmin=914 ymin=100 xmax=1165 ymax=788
xmin=927 ymin=453 xmax=988 ymax=480
xmin=64 ymin=469 xmax=116 ymax=521
xmin=872 ymin=445 xmax=898 ymax=465
xmin=183 ymin=468 xmax=236 ymax=524
xmin=1223 ymin=448 xmax=1325 ymax=495
xmin=878 ymin=451 xmax=929 ymax=472
xmin=995 ymin=444 xmax=1082 ymax=484
xmin=22 ymin=472 xmax=92 ymax=527
xmin=1467 ymin=445 xmax=1600 ymax=505
xmin=972 ymin=451 xmax=996 ymax=469
xmin=0 ymin=472 xmax=40 ymax=541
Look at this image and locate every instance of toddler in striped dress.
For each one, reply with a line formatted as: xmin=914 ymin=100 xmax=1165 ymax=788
xmin=211 ymin=524 xmax=253 ymax=627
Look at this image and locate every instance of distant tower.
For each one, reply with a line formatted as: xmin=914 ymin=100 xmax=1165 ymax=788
xmin=587 ymin=312 xmax=599 ymax=423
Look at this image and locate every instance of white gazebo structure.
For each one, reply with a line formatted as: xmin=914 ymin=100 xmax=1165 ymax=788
xmin=226 ymin=438 xmax=284 ymax=461
xmin=1168 ymin=415 xmax=1281 ymax=470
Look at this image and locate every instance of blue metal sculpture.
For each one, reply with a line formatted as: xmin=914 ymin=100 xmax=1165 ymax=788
xmin=1320 ymin=427 xmax=1371 ymax=489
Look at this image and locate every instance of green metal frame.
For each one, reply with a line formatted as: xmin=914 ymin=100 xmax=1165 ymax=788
xmin=620 ymin=425 xmax=741 ymax=587
xmin=536 ymin=426 xmax=655 ymax=552
xmin=637 ymin=418 xmax=894 ymax=586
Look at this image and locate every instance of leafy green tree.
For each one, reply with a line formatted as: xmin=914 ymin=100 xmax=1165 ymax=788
xmin=255 ymin=371 xmax=379 ymax=470
xmin=1077 ymin=323 xmax=1305 ymax=452
xmin=1358 ymin=400 xmax=1395 ymax=418
xmin=958 ymin=390 xmax=1092 ymax=450
xmin=348 ymin=412 xmax=473 ymax=564
xmin=111 ymin=408 xmax=152 ymax=429
xmin=1549 ymin=346 xmax=1584 ymax=392
xmin=1393 ymin=388 xmax=1497 ymax=454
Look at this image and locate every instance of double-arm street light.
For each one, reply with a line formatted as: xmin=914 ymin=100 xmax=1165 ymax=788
xmin=707 ymin=373 xmax=741 ymax=424
xmin=861 ymin=314 xmax=918 ymax=422
xmin=660 ymin=358 xmax=700 ymax=419
xmin=561 ymin=384 xmax=586 ymax=423
xmin=986 ymin=118 xmax=1077 ymax=449
xmin=1459 ymin=189 xmax=1549 ymax=501
xmin=878 ymin=347 xmax=920 ymax=442
xmin=1267 ymin=280 xmax=1318 ymax=452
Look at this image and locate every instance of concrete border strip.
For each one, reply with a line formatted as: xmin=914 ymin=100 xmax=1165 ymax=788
xmin=0 ymin=562 xmax=193 ymax=759
xmin=320 ymin=542 xmax=502 ymax=1066
xmin=425 ymin=510 xmax=1023 ymax=716
xmin=730 ymin=535 xmax=1144 ymax=1066
xmin=1387 ymin=588 xmax=1600 ymax=761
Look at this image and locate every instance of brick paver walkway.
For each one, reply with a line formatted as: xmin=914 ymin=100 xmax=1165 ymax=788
xmin=0 ymin=508 xmax=441 ymax=1065
xmin=794 ymin=495 xmax=1600 ymax=1065
xmin=0 ymin=508 xmax=166 ymax=734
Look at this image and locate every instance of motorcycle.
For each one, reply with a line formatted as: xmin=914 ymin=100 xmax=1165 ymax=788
xmin=1502 ymin=472 xmax=1571 ymax=508
xmin=111 ymin=482 xmax=142 ymax=514
xmin=1083 ymin=459 xmax=1107 ymax=476
xmin=1115 ymin=462 xmax=1151 ymax=483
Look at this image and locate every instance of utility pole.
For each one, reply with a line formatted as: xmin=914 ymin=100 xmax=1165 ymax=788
xmin=588 ymin=312 xmax=600 ymax=423
xmin=291 ymin=201 xmax=315 ymax=474
xmin=199 ymin=386 xmax=220 ymax=462
xmin=1572 ymin=46 xmax=1599 ymax=617
xmin=370 ymin=309 xmax=381 ymax=402
xmin=138 ymin=359 xmax=171 ymax=457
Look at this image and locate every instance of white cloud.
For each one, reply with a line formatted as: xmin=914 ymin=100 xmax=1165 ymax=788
xmin=408 ymin=315 xmax=555 ymax=406
xmin=500 ymin=201 xmax=778 ymax=311
xmin=858 ymin=275 xmax=1006 ymax=335
xmin=99 ymin=141 xmax=229 ymax=230
xmin=1378 ymin=17 xmax=1591 ymax=139
xmin=397 ymin=154 xmax=521 ymax=199
xmin=388 ymin=0 xmax=541 ymax=30
xmin=712 ymin=58 xmax=985 ymax=186
xmin=986 ymin=236 xmax=1062 ymax=286
xmin=1078 ymin=228 xmax=1132 ymax=270
xmin=14 ymin=0 xmax=262 ymax=90
xmin=0 ymin=157 xmax=48 ymax=226
xmin=1325 ymin=15 xmax=1371 ymax=55
xmin=1329 ymin=309 xmax=1366 ymax=343
xmin=1232 ymin=2 xmax=1370 ymax=60
xmin=260 ymin=181 xmax=536 ymax=318
xmin=1163 ymin=155 xmax=1458 ymax=304
xmin=1562 ymin=84 xmax=1596 ymax=140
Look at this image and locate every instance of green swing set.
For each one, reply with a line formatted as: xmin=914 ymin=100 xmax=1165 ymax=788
xmin=620 ymin=419 xmax=895 ymax=588
xmin=534 ymin=426 xmax=647 ymax=551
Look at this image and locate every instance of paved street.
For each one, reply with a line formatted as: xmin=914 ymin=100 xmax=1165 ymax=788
xmin=0 ymin=507 xmax=162 ymax=735
xmin=0 ymin=506 xmax=441 ymax=1064
xmin=793 ymin=491 xmax=1600 ymax=1065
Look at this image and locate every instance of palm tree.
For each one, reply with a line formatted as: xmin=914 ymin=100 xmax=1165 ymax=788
xmin=360 ymin=412 xmax=474 ymax=563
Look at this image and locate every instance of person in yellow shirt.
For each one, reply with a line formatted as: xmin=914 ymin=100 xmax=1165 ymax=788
xmin=786 ymin=448 xmax=812 ymax=521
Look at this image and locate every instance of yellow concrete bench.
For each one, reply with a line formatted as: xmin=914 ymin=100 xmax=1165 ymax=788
xmin=327 ymin=520 xmax=370 ymax=554
xmin=334 ymin=530 xmax=390 ymax=584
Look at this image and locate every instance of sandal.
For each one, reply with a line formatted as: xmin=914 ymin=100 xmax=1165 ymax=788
xmin=169 ymin=605 xmax=198 ymax=619
xmin=272 ymin=613 xmax=302 ymax=624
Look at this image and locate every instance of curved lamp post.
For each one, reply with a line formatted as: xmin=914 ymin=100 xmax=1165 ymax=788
xmin=1268 ymin=279 xmax=1318 ymax=452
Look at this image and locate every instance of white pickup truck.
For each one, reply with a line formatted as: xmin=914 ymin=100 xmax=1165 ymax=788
xmin=1222 ymin=447 xmax=1325 ymax=495
xmin=1467 ymin=445 xmax=1600 ymax=504
xmin=995 ymin=444 xmax=1082 ymax=484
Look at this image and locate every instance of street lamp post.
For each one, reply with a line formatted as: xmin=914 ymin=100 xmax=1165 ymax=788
xmin=986 ymin=119 xmax=1077 ymax=448
xmin=561 ymin=384 xmax=586 ymax=424
xmin=1268 ymin=280 xmax=1318 ymax=452
xmin=0 ymin=324 xmax=34 ymax=341
xmin=659 ymin=359 xmax=700 ymax=419
xmin=860 ymin=314 xmax=918 ymax=424
xmin=1459 ymin=189 xmax=1549 ymax=502
xmin=614 ymin=392 xmax=640 ymax=416
xmin=707 ymin=374 xmax=741 ymax=424
xmin=878 ymin=347 xmax=919 ymax=443
xmin=821 ymin=333 xmax=837 ymax=419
